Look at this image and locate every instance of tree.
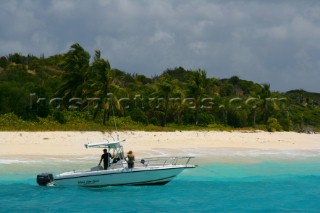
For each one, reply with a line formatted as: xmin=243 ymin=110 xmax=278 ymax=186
xmin=56 ymin=43 xmax=90 ymax=102
xmin=0 ymin=82 xmax=33 ymax=119
xmin=155 ymin=74 xmax=176 ymax=126
xmin=226 ymin=97 xmax=248 ymax=127
xmin=0 ymin=56 xmax=8 ymax=68
xmin=245 ymin=97 xmax=261 ymax=128
xmin=187 ymin=70 xmax=208 ymax=125
xmin=89 ymin=50 xmax=126 ymax=125
xmin=90 ymin=51 xmax=112 ymax=124
xmin=259 ymin=83 xmax=271 ymax=123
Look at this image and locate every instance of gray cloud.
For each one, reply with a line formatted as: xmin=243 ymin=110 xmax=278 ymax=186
xmin=1 ymin=0 xmax=320 ymax=92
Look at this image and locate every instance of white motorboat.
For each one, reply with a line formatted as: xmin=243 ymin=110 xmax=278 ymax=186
xmin=36 ymin=139 xmax=195 ymax=187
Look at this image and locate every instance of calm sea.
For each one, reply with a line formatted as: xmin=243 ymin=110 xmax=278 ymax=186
xmin=1 ymin=156 xmax=320 ymax=213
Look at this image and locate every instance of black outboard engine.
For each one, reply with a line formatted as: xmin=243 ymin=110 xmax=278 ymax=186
xmin=37 ymin=173 xmax=53 ymax=186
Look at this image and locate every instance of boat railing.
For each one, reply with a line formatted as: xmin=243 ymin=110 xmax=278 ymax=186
xmin=97 ymin=156 xmax=194 ymax=170
xmin=140 ymin=156 xmax=194 ymax=167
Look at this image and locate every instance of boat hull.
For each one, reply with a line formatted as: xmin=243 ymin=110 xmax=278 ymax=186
xmin=53 ymin=166 xmax=193 ymax=187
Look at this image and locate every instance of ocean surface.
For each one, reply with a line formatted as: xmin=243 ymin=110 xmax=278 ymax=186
xmin=1 ymin=155 xmax=320 ymax=213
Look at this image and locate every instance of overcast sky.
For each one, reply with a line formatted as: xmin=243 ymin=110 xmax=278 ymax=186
xmin=1 ymin=0 xmax=320 ymax=92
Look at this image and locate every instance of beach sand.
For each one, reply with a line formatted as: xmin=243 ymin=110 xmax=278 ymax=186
xmin=1 ymin=131 xmax=320 ymax=164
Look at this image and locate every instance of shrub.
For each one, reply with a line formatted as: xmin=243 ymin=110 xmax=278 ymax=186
xmin=198 ymin=112 xmax=215 ymax=126
xmin=267 ymin=117 xmax=283 ymax=132
xmin=52 ymin=110 xmax=66 ymax=124
xmin=130 ymin=108 xmax=148 ymax=125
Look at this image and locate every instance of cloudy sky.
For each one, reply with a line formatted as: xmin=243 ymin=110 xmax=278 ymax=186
xmin=1 ymin=0 xmax=320 ymax=92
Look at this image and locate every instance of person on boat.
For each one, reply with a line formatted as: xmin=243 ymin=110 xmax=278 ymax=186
xmin=98 ymin=148 xmax=113 ymax=170
xmin=140 ymin=159 xmax=147 ymax=167
xmin=125 ymin=150 xmax=135 ymax=168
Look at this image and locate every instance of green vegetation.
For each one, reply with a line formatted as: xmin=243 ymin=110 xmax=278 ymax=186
xmin=0 ymin=43 xmax=319 ymax=132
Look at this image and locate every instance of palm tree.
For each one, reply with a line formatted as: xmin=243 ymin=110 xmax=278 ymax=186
xmin=187 ymin=69 xmax=208 ymax=125
xmin=256 ymin=84 xmax=286 ymax=127
xmin=158 ymin=84 xmax=171 ymax=126
xmin=56 ymin=43 xmax=90 ymax=103
xmin=155 ymin=74 xmax=177 ymax=126
xmin=245 ymin=97 xmax=261 ymax=128
xmin=90 ymin=51 xmax=112 ymax=124
xmin=89 ymin=50 xmax=126 ymax=125
xmin=260 ymin=83 xmax=271 ymax=123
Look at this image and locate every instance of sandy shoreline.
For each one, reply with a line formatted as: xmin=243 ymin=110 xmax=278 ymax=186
xmin=1 ymin=131 xmax=320 ymax=163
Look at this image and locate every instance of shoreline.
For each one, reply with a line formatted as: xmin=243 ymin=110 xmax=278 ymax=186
xmin=1 ymin=131 xmax=320 ymax=164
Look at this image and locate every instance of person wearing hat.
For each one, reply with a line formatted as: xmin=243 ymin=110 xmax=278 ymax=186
xmin=98 ymin=148 xmax=113 ymax=170
xmin=140 ymin=159 xmax=147 ymax=167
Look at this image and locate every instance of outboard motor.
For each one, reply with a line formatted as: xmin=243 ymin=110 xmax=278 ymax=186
xmin=36 ymin=173 xmax=53 ymax=186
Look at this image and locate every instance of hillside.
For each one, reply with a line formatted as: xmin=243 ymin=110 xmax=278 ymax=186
xmin=0 ymin=43 xmax=319 ymax=132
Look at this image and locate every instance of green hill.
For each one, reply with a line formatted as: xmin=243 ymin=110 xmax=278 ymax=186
xmin=0 ymin=43 xmax=319 ymax=132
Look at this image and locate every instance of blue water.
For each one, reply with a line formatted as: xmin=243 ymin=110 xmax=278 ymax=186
xmin=1 ymin=158 xmax=320 ymax=212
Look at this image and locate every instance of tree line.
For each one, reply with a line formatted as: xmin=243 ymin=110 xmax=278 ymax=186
xmin=0 ymin=43 xmax=319 ymax=131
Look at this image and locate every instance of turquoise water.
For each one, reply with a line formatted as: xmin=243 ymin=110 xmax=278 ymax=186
xmin=1 ymin=158 xmax=320 ymax=212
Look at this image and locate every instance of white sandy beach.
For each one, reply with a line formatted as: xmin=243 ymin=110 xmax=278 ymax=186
xmin=1 ymin=131 xmax=320 ymax=164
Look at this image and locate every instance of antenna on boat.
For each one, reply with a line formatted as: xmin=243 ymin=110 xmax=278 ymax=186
xmin=108 ymin=92 xmax=120 ymax=141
